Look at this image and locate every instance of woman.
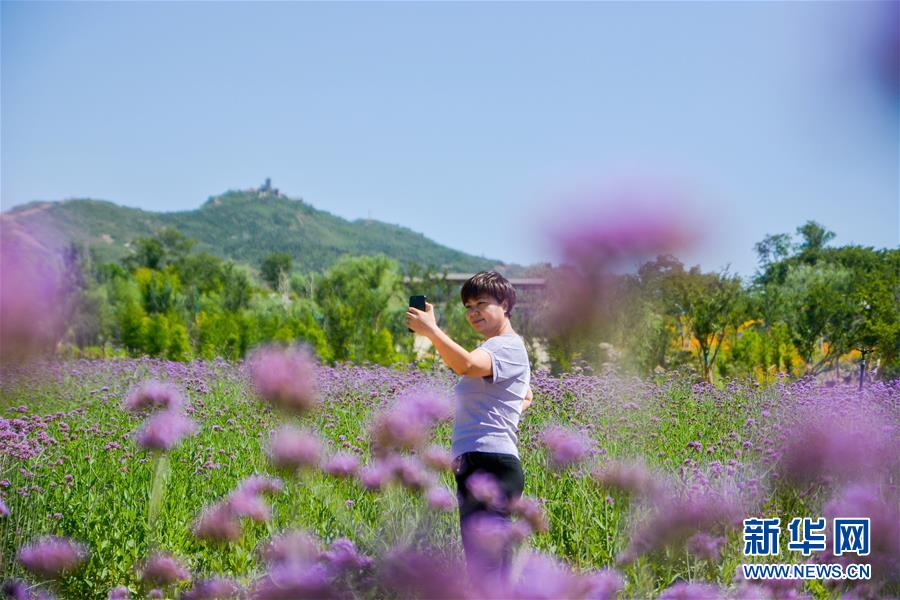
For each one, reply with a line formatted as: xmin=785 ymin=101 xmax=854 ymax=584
xmin=406 ymin=270 xmax=532 ymax=583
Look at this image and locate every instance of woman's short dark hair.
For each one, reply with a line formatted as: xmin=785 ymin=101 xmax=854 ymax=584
xmin=461 ymin=271 xmax=517 ymax=317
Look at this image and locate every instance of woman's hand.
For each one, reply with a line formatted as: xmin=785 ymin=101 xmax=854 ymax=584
xmin=406 ymin=302 xmax=438 ymax=337
xmin=522 ymin=385 xmax=533 ymax=412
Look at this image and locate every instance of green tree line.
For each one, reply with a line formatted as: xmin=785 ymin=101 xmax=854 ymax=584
xmin=58 ymin=222 xmax=898 ymax=383
xmin=534 ymin=221 xmax=898 ymax=382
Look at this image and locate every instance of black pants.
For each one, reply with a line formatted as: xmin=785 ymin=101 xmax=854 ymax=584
xmin=453 ymin=451 xmax=525 ymax=583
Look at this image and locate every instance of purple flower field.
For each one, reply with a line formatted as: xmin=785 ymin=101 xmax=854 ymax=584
xmin=1 ymin=356 xmax=898 ymax=599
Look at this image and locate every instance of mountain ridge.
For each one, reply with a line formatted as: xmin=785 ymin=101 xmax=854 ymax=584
xmin=2 ymin=187 xmax=513 ymax=275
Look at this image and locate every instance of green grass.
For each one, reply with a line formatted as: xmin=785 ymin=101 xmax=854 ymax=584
xmin=0 ymin=361 xmax=857 ymax=598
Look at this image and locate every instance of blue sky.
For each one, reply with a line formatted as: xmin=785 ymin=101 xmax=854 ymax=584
xmin=2 ymin=1 xmax=897 ymax=276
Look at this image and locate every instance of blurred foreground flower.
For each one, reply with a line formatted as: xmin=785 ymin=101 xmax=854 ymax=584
xmin=540 ymin=424 xmax=594 ymax=470
xmin=422 ymin=445 xmax=452 ymax=471
xmin=686 ymin=533 xmax=726 ymax=562
xmin=322 ymin=538 xmax=373 ymax=574
xmin=181 ymin=577 xmax=242 ymax=600
xmin=591 ymin=459 xmax=668 ymax=499
xmin=618 ymin=488 xmax=742 ymax=564
xmin=3 ymin=580 xmax=31 ymax=600
xmin=658 ymin=581 xmax=722 ymax=599
xmin=139 ymin=552 xmax=191 ymax=586
xmin=193 ymin=476 xmax=282 ymax=543
xmin=774 ymin=402 xmax=897 ymax=487
xmin=124 ymin=381 xmax=185 ymax=414
xmin=266 ymin=426 xmax=323 ymax=473
xmin=465 ymin=471 xmax=506 ymax=510
xmin=823 ymin=483 xmax=900 ymax=587
xmin=135 ymin=409 xmax=197 ymax=451
xmin=502 ymin=553 xmax=623 ymax=600
xmin=509 ymin=495 xmax=549 ymax=533
xmin=378 ymin=546 xmax=468 ymax=600
xmin=193 ymin=503 xmax=242 ymax=543
xmin=369 ymin=388 xmax=451 ymax=456
xmin=322 ymin=452 xmax=359 ymax=478
xmin=0 ymin=238 xmax=67 ymax=365
xmin=425 ymin=485 xmax=457 ymax=512
xmin=108 ymin=586 xmax=130 ymax=600
xmin=250 ymin=562 xmax=334 ymax=600
xmin=543 ymin=191 xmax=695 ymax=337
xmin=248 ymin=344 xmax=320 ymax=414
xmin=18 ymin=535 xmax=88 ymax=580
xmin=259 ymin=529 xmax=321 ymax=566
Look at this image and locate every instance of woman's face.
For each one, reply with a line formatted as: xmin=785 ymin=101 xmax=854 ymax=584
xmin=463 ymin=294 xmax=508 ymax=336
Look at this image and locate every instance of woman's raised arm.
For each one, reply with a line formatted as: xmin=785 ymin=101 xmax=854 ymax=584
xmin=406 ymin=302 xmax=492 ymax=377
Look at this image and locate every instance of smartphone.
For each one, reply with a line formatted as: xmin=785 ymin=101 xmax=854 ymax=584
xmin=408 ymin=295 xmax=427 ymax=332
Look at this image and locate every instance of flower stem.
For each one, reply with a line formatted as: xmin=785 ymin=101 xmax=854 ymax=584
xmin=148 ymin=453 xmax=171 ymax=548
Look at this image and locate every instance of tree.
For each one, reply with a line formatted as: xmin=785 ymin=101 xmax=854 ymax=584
xmin=795 ymin=221 xmax=836 ymax=265
xmin=315 ymin=255 xmax=405 ymax=365
xmin=222 ymin=264 xmax=253 ymax=312
xmin=667 ymin=267 xmax=745 ymax=381
xmin=261 ymin=252 xmax=293 ymax=290
xmin=124 ymin=227 xmax=196 ymax=272
xmin=781 ymin=264 xmax=854 ymax=371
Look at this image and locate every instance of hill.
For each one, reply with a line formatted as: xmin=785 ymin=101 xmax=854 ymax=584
xmin=1 ymin=187 xmax=504 ymax=274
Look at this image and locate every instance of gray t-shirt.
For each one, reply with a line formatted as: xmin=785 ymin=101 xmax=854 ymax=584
xmin=451 ymin=332 xmax=531 ymax=459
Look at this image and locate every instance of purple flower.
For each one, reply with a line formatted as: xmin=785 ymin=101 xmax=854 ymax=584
xmin=18 ymin=535 xmax=88 ymax=580
xmin=618 ymin=489 xmax=742 ymax=564
xmin=322 ymin=538 xmax=373 ymax=572
xmin=0 ymin=238 xmax=66 ymax=365
xmin=193 ymin=503 xmax=242 ymax=543
xmin=227 ymin=490 xmax=271 ymax=522
xmin=357 ymin=461 xmax=392 ymax=491
xmin=686 ymin=533 xmax=726 ymax=562
xmin=540 ymin=425 xmax=593 ymax=470
xmin=591 ymin=460 xmax=666 ymax=499
xmin=422 ymin=445 xmax=452 ymax=471
xmin=140 ymin=552 xmax=190 ymax=586
xmin=823 ymin=484 xmax=900 ymax=583
xmin=181 ymin=577 xmax=242 ymax=599
xmin=461 ymin=513 xmax=519 ymax=561
xmin=510 ymin=495 xmax=549 ymax=533
xmin=250 ymin=562 xmax=334 ymax=600
xmin=658 ymin=581 xmax=722 ymax=599
xmin=148 ymin=590 xmax=163 ymax=600
xmin=392 ymin=456 xmax=432 ymax=491
xmin=586 ymin=568 xmax=625 ymax=600
xmin=108 ymin=586 xmax=130 ymax=600
xmin=225 ymin=476 xmax=282 ymax=522
xmin=504 ymin=552 xmax=600 ymax=599
xmin=553 ymin=195 xmax=692 ymax=266
xmin=465 ymin=471 xmax=505 ymax=509
xmin=123 ymin=380 xmax=184 ymax=413
xmin=369 ymin=389 xmax=451 ymax=455
xmin=233 ymin=475 xmax=284 ymax=498
xmin=259 ymin=530 xmax=321 ymax=566
xmin=0 ymin=497 xmax=8 ymax=517
xmin=135 ymin=410 xmax=196 ymax=452
xmin=378 ymin=547 xmax=468 ymax=600
xmin=425 ymin=485 xmax=457 ymax=512
xmin=322 ymin=452 xmax=359 ymax=478
xmin=248 ymin=345 xmax=320 ymax=414
xmin=775 ymin=409 xmax=896 ymax=486
xmin=369 ymin=409 xmax=429 ymax=455
xmin=267 ymin=426 xmax=322 ymax=473
xmin=545 ymin=197 xmax=694 ymax=335
xmin=2 ymin=580 xmax=31 ymax=600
